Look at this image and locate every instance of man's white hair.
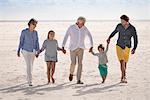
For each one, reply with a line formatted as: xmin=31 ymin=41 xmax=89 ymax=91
xmin=77 ymin=16 xmax=86 ymax=23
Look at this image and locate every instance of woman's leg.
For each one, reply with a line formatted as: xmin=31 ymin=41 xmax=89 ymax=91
xmin=46 ymin=61 xmax=51 ymax=84
xmin=22 ymin=50 xmax=34 ymax=86
xmin=51 ymin=61 xmax=56 ymax=83
xmin=120 ymin=60 xmax=126 ymax=82
xmin=28 ymin=52 xmax=35 ymax=84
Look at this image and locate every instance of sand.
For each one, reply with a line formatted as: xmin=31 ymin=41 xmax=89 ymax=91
xmin=0 ymin=21 xmax=150 ymax=100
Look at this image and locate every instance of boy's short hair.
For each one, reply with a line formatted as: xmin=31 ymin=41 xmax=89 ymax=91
xmin=120 ymin=15 xmax=129 ymax=22
xmin=98 ymin=44 xmax=105 ymax=51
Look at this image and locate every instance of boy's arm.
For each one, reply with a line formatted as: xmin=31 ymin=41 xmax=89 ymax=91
xmin=91 ymin=50 xmax=98 ymax=56
xmin=105 ymin=43 xmax=109 ymax=53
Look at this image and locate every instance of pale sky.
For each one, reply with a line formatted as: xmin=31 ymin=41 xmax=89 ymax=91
xmin=0 ymin=0 xmax=150 ymax=20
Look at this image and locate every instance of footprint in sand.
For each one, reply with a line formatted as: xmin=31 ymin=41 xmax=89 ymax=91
xmin=36 ymin=92 xmax=44 ymax=95
xmin=18 ymin=98 xmax=30 ymax=100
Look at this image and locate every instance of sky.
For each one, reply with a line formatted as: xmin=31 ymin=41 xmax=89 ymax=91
xmin=0 ymin=0 xmax=150 ymax=20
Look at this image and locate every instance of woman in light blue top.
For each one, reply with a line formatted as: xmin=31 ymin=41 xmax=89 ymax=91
xmin=17 ymin=18 xmax=39 ymax=86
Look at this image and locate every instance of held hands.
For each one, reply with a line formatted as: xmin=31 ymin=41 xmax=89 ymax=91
xmin=17 ymin=52 xmax=20 ymax=57
xmin=62 ymin=47 xmax=66 ymax=54
xmin=106 ymin=38 xmax=110 ymax=44
xmin=131 ymin=49 xmax=135 ymax=54
xmin=35 ymin=50 xmax=40 ymax=58
xmin=107 ymin=37 xmax=135 ymax=54
xmin=62 ymin=49 xmax=66 ymax=54
xmin=35 ymin=53 xmax=39 ymax=58
xmin=89 ymin=47 xmax=93 ymax=53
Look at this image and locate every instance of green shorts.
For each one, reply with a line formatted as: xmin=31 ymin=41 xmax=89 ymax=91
xmin=98 ymin=64 xmax=108 ymax=77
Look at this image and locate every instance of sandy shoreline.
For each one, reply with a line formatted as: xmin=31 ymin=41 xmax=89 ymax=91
xmin=0 ymin=21 xmax=150 ymax=100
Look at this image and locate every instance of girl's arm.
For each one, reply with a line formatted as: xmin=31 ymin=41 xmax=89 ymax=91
xmin=57 ymin=47 xmax=63 ymax=51
xmin=56 ymin=40 xmax=62 ymax=51
xmin=56 ymin=40 xmax=66 ymax=54
xmin=37 ymin=40 xmax=46 ymax=55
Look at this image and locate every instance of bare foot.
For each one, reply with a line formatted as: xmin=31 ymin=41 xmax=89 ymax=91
xmin=47 ymin=80 xmax=50 ymax=85
xmin=101 ymin=80 xmax=105 ymax=84
xmin=120 ymin=78 xmax=127 ymax=83
xmin=123 ymin=78 xmax=127 ymax=83
xmin=51 ymin=77 xmax=55 ymax=83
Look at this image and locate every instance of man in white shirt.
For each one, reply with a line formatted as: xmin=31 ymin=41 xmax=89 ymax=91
xmin=62 ymin=17 xmax=93 ymax=84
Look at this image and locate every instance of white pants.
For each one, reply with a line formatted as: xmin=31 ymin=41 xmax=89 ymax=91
xmin=22 ymin=50 xmax=35 ymax=84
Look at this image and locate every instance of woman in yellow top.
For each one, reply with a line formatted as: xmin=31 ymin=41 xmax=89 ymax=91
xmin=107 ymin=15 xmax=138 ymax=83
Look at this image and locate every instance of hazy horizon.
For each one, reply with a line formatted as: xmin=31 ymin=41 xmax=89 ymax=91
xmin=0 ymin=19 xmax=150 ymax=22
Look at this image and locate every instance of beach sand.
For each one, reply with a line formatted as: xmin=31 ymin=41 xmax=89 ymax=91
xmin=0 ymin=21 xmax=150 ymax=100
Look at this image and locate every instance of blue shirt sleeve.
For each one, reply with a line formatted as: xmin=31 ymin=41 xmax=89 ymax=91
xmin=35 ymin=31 xmax=40 ymax=51
xmin=18 ymin=30 xmax=25 ymax=52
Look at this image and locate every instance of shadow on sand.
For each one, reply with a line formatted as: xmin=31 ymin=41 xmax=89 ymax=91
xmin=0 ymin=81 xmax=126 ymax=96
xmin=73 ymin=82 xmax=126 ymax=96
xmin=0 ymin=82 xmax=76 ymax=95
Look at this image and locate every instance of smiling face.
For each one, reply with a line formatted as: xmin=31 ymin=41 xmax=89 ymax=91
xmin=28 ymin=18 xmax=37 ymax=31
xmin=48 ymin=31 xmax=55 ymax=40
xmin=29 ymin=22 xmax=37 ymax=30
xmin=77 ymin=19 xmax=85 ymax=28
xmin=121 ymin=19 xmax=128 ymax=27
xmin=98 ymin=47 xmax=104 ymax=53
xmin=76 ymin=17 xmax=86 ymax=28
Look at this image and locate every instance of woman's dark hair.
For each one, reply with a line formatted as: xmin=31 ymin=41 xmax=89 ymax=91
xmin=98 ymin=44 xmax=104 ymax=51
xmin=120 ymin=15 xmax=129 ymax=22
xmin=28 ymin=18 xmax=38 ymax=26
xmin=47 ymin=30 xmax=55 ymax=39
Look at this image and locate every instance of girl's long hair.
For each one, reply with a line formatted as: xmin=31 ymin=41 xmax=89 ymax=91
xmin=47 ymin=30 xmax=55 ymax=39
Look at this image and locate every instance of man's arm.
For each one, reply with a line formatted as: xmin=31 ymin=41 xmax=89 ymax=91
xmin=62 ymin=27 xmax=70 ymax=48
xmin=86 ymin=28 xmax=93 ymax=52
xmin=87 ymin=28 xmax=93 ymax=47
